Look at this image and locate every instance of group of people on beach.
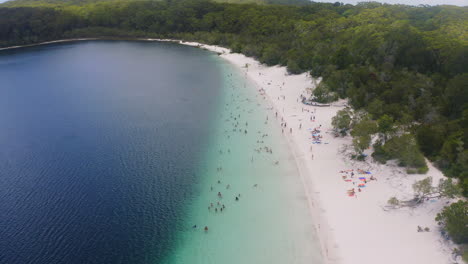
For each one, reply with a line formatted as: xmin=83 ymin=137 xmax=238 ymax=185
xmin=340 ymin=169 xmax=377 ymax=198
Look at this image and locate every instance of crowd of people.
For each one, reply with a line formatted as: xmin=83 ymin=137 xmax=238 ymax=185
xmin=339 ymin=169 xmax=377 ymax=198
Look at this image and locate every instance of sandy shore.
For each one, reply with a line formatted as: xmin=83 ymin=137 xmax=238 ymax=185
xmin=1 ymin=38 xmax=459 ymax=264
xmin=0 ymin=38 xmax=100 ymax=51
xmin=175 ymin=40 xmax=459 ymax=264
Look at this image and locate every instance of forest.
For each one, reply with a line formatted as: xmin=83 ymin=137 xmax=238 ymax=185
xmin=0 ymin=0 xmax=467 ymax=246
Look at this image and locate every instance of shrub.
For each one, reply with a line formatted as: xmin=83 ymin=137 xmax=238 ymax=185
xmin=388 ymin=196 xmax=400 ymax=206
xmin=371 ymin=141 xmax=388 ymax=164
xmin=312 ymin=83 xmax=339 ymax=103
xmin=332 ymin=109 xmax=352 ymax=136
xmin=377 ymin=134 xmax=427 ymax=171
xmin=436 ymin=200 xmax=468 ymax=244
xmin=287 ymin=59 xmax=302 ymax=74
xmin=353 ymin=135 xmax=371 ymax=154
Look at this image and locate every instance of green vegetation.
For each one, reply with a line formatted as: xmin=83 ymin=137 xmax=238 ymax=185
xmin=435 ymin=200 xmax=468 ymax=244
xmin=311 ymin=82 xmax=338 ymax=103
xmin=386 ymin=176 xmax=461 ymax=208
xmin=373 ymin=134 xmax=428 ymax=173
xmin=350 ymin=117 xmax=377 ymax=154
xmin=331 ymin=108 xmax=352 ymax=136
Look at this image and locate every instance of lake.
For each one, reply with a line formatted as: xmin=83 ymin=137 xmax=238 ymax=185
xmin=0 ymin=41 xmax=322 ymax=264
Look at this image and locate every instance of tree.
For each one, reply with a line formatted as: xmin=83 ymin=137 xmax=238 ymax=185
xmin=352 ymin=135 xmax=371 ymax=154
xmin=351 ymin=118 xmax=378 ymax=137
xmin=377 ymin=114 xmax=395 ymax=142
xmin=413 ymin=176 xmax=433 ymax=199
xmin=332 ymin=108 xmax=352 ymax=136
xmin=377 ymin=134 xmax=427 ymax=172
xmin=350 ymin=117 xmax=377 ymax=154
xmin=435 ymin=200 xmax=468 ymax=244
xmin=312 ymin=82 xmax=338 ymax=103
xmin=412 ymin=177 xmax=461 ymax=201
xmin=387 ymin=177 xmax=461 ymax=209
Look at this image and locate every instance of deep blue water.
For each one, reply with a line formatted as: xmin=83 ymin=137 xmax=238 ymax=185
xmin=0 ymin=41 xmax=222 ymax=264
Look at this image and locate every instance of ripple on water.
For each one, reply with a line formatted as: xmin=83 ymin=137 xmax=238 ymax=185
xmin=165 ymin=59 xmax=323 ymax=264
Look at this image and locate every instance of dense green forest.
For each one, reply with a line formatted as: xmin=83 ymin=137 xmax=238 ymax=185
xmin=0 ymin=0 xmax=467 ymax=245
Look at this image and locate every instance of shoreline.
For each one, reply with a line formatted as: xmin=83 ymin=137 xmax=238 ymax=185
xmin=0 ymin=37 xmax=201 ymax=52
xmin=0 ymin=38 xmax=100 ymax=51
xmin=2 ymin=38 xmax=458 ymax=264
xmin=177 ymin=42 xmax=456 ymax=264
xmin=176 ymin=40 xmax=341 ymax=264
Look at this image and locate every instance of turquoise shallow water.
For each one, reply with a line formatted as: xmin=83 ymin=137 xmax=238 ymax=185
xmin=0 ymin=40 xmax=322 ymax=264
xmin=165 ymin=59 xmax=323 ymax=264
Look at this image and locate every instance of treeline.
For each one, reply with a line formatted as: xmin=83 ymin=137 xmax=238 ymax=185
xmin=0 ymin=1 xmax=466 ymax=193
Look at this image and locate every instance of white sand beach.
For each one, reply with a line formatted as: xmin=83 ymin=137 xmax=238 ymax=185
xmin=175 ymin=40 xmax=459 ymax=264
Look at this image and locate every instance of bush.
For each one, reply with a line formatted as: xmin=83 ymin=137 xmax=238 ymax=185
xmin=463 ymin=246 xmax=468 ymax=262
xmin=332 ymin=109 xmax=352 ymax=136
xmin=261 ymin=45 xmax=282 ymax=65
xmin=352 ymin=135 xmax=371 ymax=154
xmin=351 ymin=153 xmax=366 ymax=161
xmin=388 ymin=196 xmax=400 ymax=206
xmin=312 ymin=83 xmax=339 ymax=103
xmin=406 ymin=166 xmax=429 ymax=174
xmin=377 ymin=134 xmax=427 ymax=171
xmin=286 ymin=59 xmax=302 ymax=74
xmin=372 ymin=141 xmax=388 ymax=164
xmin=436 ymin=200 xmax=468 ymax=244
